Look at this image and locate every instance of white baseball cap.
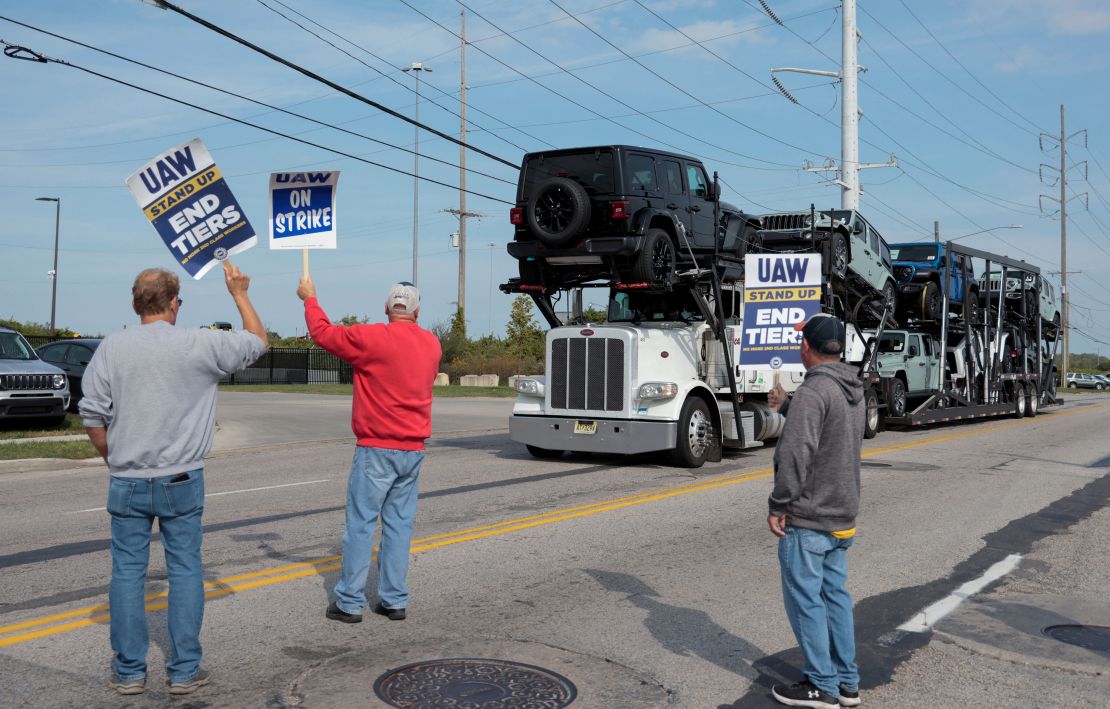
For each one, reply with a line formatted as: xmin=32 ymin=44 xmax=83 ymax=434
xmin=386 ymin=281 xmax=420 ymax=314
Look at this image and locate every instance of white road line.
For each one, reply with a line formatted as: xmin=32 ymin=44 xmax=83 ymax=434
xmin=68 ymin=479 xmax=330 ymax=514
xmin=897 ymin=553 xmax=1023 ymax=633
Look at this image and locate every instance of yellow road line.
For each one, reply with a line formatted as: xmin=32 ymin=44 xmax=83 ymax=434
xmin=2 ymin=402 xmax=1105 ymax=648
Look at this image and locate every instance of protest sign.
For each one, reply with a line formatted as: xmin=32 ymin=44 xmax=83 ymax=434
xmin=268 ymin=171 xmax=339 ymax=250
xmin=125 ymin=138 xmax=256 ymax=280
xmin=738 ymin=254 xmax=823 ymax=372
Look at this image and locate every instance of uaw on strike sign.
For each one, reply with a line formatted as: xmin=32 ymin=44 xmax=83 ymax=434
xmin=268 ymin=171 xmax=339 ymax=250
xmin=126 ymin=138 xmax=256 ymax=279
xmin=738 ymin=254 xmax=823 ymax=372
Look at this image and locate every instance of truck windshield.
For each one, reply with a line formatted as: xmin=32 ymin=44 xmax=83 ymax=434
xmin=877 ymin=333 xmax=906 ymax=353
xmin=520 ymin=150 xmax=615 ymax=200
xmin=890 ymin=245 xmax=938 ymax=261
xmin=609 ymin=291 xmax=703 ymax=323
xmin=0 ymin=332 xmax=38 ymax=360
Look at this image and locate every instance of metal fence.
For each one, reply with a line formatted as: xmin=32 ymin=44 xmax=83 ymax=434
xmin=222 ymin=347 xmax=353 ymax=385
xmin=19 ymin=333 xmax=351 ymax=385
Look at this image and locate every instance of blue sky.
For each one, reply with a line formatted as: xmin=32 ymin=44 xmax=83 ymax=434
xmin=2 ymin=0 xmax=1110 ymax=354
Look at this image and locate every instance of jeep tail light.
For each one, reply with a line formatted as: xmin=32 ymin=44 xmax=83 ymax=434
xmin=610 ymin=200 xmax=630 ymax=219
xmin=510 ymin=207 xmax=523 ymax=225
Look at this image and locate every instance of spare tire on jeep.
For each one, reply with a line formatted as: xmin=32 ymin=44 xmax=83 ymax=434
xmin=526 ymin=177 xmax=592 ymax=247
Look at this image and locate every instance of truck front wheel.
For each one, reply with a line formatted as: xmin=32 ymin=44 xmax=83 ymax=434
xmin=670 ymin=397 xmax=713 ymax=468
xmin=526 ymin=444 xmax=565 ymax=459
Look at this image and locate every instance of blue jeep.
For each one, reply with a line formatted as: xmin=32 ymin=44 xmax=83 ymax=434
xmin=890 ymin=242 xmax=980 ymax=324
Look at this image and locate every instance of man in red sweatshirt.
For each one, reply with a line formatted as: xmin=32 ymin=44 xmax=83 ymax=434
xmin=297 ymin=276 xmax=441 ymax=623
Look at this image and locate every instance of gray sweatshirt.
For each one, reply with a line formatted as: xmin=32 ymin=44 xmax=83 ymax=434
xmin=79 ymin=321 xmax=265 ymax=478
xmin=769 ymin=362 xmax=864 ymax=532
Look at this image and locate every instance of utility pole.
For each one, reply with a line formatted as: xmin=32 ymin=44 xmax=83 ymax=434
xmin=771 ymin=0 xmax=895 ymax=209
xmin=457 ymin=11 xmax=468 ymax=323
xmin=403 ymin=62 xmax=432 ymax=286
xmin=1039 ymin=104 xmax=1087 ymax=385
xmin=934 ymin=220 xmax=940 ymax=244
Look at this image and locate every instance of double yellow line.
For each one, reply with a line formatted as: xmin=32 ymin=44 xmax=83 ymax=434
xmin=1 ymin=403 xmax=1104 ymax=648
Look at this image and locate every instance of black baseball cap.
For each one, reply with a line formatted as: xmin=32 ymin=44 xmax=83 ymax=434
xmin=794 ymin=313 xmax=845 ymax=355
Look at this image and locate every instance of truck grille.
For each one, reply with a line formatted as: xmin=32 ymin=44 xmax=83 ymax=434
xmin=760 ymin=213 xmax=809 ymax=231
xmin=549 ymin=337 xmax=624 ymax=411
xmin=0 ymin=374 xmax=55 ymax=391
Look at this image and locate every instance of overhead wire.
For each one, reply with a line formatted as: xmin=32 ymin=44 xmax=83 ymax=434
xmin=397 ymin=0 xmax=805 ymax=171
xmin=0 ymin=15 xmax=515 ymax=185
xmin=0 ymin=41 xmax=513 ymax=204
xmin=140 ymin=0 xmax=519 ymax=169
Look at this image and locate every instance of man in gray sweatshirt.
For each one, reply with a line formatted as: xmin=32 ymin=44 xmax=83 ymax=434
xmin=766 ymin=314 xmax=864 ymax=709
xmin=80 ymin=263 xmax=267 ymax=696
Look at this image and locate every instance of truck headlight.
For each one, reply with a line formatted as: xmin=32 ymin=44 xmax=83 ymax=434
xmin=514 ymin=378 xmax=544 ymax=397
xmin=638 ymin=382 xmax=678 ymax=400
xmin=52 ymin=374 xmax=66 ymax=389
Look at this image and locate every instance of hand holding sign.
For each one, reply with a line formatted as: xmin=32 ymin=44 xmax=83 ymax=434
xmin=297 ymin=275 xmax=317 ymax=302
xmin=223 ymin=261 xmax=252 ymax=297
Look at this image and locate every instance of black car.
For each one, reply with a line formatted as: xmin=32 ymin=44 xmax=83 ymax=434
xmin=507 ymin=145 xmax=758 ymax=288
xmin=36 ymin=338 xmax=101 ymax=411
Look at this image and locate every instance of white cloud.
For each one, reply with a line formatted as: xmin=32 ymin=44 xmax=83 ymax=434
xmin=966 ymin=0 xmax=1110 ymax=36
xmin=624 ymin=18 xmax=770 ymax=55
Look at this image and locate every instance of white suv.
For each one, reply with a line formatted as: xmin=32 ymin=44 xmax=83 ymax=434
xmin=0 ymin=327 xmax=70 ymax=424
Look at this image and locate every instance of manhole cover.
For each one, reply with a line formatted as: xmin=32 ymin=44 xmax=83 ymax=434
xmin=374 ymin=658 xmax=578 ymax=708
xmin=1042 ymin=624 xmax=1110 ymax=654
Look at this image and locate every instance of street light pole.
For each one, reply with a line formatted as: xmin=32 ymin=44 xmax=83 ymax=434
xmin=36 ymin=197 xmax=60 ymax=337
xmin=488 ymin=241 xmax=495 ymax=335
xmin=402 ymin=62 xmax=431 ymax=286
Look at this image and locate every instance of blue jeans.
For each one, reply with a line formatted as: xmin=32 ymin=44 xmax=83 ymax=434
xmin=107 ymin=469 xmax=205 ymax=683
xmin=778 ymin=526 xmax=859 ymax=696
xmin=333 ymin=446 xmax=423 ymax=613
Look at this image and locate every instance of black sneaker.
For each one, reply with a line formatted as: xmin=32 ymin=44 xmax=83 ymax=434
xmin=771 ymin=680 xmax=840 ymax=709
xmin=326 ymin=600 xmax=363 ymax=623
xmin=372 ymin=602 xmax=406 ymax=620
xmin=167 ymin=669 xmax=210 ymax=695
xmin=839 ymin=685 xmax=861 ymax=706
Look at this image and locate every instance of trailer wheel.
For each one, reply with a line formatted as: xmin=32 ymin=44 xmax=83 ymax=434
xmin=863 ymin=387 xmax=880 ymax=439
xmin=670 ymin=396 xmax=713 ymax=468
xmin=526 ymin=444 xmax=565 ymax=459
xmin=1011 ymin=383 xmax=1027 ymax=418
xmin=1024 ymin=383 xmax=1039 ymax=417
xmin=886 ymin=377 xmax=907 ymax=418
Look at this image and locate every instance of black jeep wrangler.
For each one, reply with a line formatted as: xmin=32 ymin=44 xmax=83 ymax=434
xmin=507 ymin=145 xmax=758 ymax=289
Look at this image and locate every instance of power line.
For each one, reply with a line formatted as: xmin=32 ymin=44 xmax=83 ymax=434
xmin=544 ymin=0 xmax=829 ymax=160
xmin=0 ymin=15 xmax=515 ymax=185
xmin=398 ymin=0 xmax=803 ymax=171
xmin=142 ymin=0 xmax=518 ymax=169
xmin=253 ymin=0 xmax=546 ymax=153
xmin=895 ymin=0 xmax=1049 ymax=135
xmin=0 ymin=41 xmax=514 ymax=204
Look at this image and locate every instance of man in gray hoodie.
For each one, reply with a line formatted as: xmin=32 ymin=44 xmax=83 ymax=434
xmin=766 ymin=314 xmax=864 ymax=709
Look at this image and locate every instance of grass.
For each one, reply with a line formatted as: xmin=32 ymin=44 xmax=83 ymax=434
xmin=0 ymin=439 xmax=99 ymax=461
xmin=0 ymin=413 xmax=84 ymax=440
xmin=219 ymin=384 xmax=516 ymax=398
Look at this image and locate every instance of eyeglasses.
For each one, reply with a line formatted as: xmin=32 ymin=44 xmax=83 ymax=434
xmin=176 ymin=297 xmax=183 ymax=307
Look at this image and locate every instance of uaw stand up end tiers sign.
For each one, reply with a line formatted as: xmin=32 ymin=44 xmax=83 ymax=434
xmin=738 ymin=253 xmax=823 ymax=372
xmin=126 ymin=138 xmax=256 ymax=279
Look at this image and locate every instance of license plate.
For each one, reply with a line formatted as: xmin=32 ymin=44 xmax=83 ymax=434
xmin=574 ymin=420 xmax=597 ymax=435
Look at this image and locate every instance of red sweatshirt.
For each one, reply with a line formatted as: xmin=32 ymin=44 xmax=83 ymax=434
xmin=304 ymin=297 xmax=442 ymax=451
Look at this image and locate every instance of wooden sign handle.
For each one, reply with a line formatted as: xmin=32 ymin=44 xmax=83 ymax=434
xmin=302 ymin=248 xmax=309 ymax=279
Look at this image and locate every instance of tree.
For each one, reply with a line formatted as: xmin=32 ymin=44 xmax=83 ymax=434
xmin=505 ymin=295 xmax=545 ymax=363
xmin=337 ymin=314 xmax=370 ymax=326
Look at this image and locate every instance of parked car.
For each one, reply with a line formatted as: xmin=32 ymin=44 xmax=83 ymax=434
xmin=1066 ymin=372 xmax=1105 ymax=390
xmin=0 ymin=326 xmax=70 ymax=424
xmin=754 ymin=209 xmax=897 ymax=321
xmin=35 ymin=338 xmax=102 ymax=411
xmin=507 ymin=145 xmax=759 ymax=287
xmin=890 ymin=242 xmax=979 ymax=324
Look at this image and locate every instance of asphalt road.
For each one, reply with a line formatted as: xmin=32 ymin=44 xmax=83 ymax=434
xmin=1 ymin=392 xmax=1108 ymax=707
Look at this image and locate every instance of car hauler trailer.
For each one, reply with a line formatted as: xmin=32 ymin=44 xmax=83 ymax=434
xmin=878 ymin=241 xmax=1059 ymax=427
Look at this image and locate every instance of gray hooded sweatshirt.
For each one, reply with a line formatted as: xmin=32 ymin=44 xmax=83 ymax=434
xmin=769 ymin=361 xmax=864 ymax=533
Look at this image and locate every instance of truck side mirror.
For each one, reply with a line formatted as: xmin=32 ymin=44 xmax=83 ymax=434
xmin=711 ymin=182 xmax=721 ymax=201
